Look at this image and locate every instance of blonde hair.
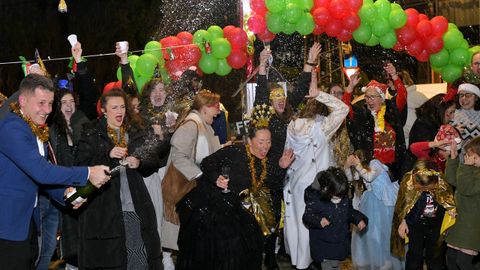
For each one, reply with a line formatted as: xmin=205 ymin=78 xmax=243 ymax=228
xmin=192 ymin=89 xmax=220 ymax=111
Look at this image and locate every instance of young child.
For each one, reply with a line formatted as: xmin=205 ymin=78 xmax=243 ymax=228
xmin=391 ymin=160 xmax=456 ymax=269
xmin=347 ymin=149 xmax=402 ymax=270
xmin=302 ymin=167 xmax=367 ymax=270
xmin=445 ymin=136 xmax=480 ymax=270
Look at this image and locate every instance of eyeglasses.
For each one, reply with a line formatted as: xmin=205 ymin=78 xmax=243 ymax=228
xmin=458 ymin=93 xmax=475 ymax=99
xmin=365 ymin=95 xmax=381 ymax=101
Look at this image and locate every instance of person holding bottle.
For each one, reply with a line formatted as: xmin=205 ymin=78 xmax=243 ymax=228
xmin=75 ymin=89 xmax=162 ymax=269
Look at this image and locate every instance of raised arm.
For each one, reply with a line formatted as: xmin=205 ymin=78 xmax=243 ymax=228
xmin=311 ymin=90 xmax=349 ymax=139
xmin=384 ymin=63 xmax=407 ymax=112
xmin=343 ymin=71 xmax=361 ymax=120
xmin=115 ymin=42 xmax=137 ymax=96
xmin=73 ymin=42 xmax=99 ymax=120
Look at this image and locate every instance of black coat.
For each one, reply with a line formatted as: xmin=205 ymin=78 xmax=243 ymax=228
xmin=346 ymin=97 xmax=408 ymax=181
xmin=303 ymin=186 xmax=367 ymax=261
xmin=75 ymin=118 xmax=162 ymax=270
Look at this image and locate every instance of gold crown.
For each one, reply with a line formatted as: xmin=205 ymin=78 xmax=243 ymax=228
xmin=415 ymin=168 xmax=441 ymax=177
xmin=251 ymin=104 xmax=275 ymax=128
xmin=269 ymin=87 xmax=286 ymax=100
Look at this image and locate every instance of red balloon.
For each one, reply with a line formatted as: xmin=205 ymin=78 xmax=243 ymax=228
xmin=418 ymin=14 xmax=429 ymax=21
xmin=250 ymin=0 xmax=266 ymax=12
xmin=392 ymin=41 xmax=404 ymax=52
xmin=430 ymin=16 xmax=448 ymax=36
xmin=325 ymin=19 xmax=342 ymax=37
xmin=254 ymin=7 xmax=268 ymax=17
xmin=247 ymin=14 xmax=267 ymax=34
xmin=314 ymin=0 xmax=329 ymax=9
xmin=177 ymin=32 xmax=193 ymax=45
xmin=406 ymin=39 xmax=423 ymax=56
xmin=226 ymin=28 xmax=248 ymax=50
xmin=166 ymin=60 xmax=190 ymax=81
xmin=396 ymin=26 xmax=417 ymax=45
xmin=103 ymin=82 xmax=116 ymax=94
xmin=405 ymin=8 xmax=419 ymax=28
xmin=313 ymin=24 xmax=325 ymax=35
xmin=223 ymin=25 xmax=236 ymax=38
xmin=160 ymin=36 xmax=182 ymax=60
xmin=113 ymin=80 xmax=122 ymax=89
xmin=257 ymin=28 xmax=276 ymax=42
xmin=313 ymin=7 xmax=330 ymax=26
xmin=227 ymin=49 xmax=248 ymax=69
xmin=337 ymin=29 xmax=353 ymax=42
xmin=345 ymin=0 xmax=362 ymax=11
xmin=178 ymin=44 xmax=201 ymax=64
xmin=329 ymin=0 xmax=348 ymax=20
xmin=415 ymin=49 xmax=430 ymax=62
xmin=416 ymin=20 xmax=432 ymax=38
xmin=342 ymin=12 xmax=360 ymax=31
xmin=425 ymin=35 xmax=444 ymax=54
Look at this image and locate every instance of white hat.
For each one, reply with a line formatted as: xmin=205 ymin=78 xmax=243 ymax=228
xmin=458 ymin=83 xmax=480 ymax=98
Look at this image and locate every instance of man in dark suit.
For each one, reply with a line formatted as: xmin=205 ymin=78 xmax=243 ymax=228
xmin=0 ymin=74 xmax=111 ymax=269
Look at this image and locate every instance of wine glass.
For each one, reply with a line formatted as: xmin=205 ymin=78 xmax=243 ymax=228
xmin=221 ymin=165 xmax=231 ymax=194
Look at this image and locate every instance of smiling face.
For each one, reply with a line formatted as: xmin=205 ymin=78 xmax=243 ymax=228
xmin=364 ymin=88 xmax=384 ymax=112
xmin=102 ymin=96 xmax=126 ymax=128
xmin=150 ymin=83 xmax=166 ymax=107
xmin=60 ymin=93 xmax=76 ymax=122
xmin=458 ymin=91 xmax=478 ymax=110
xmin=19 ymin=88 xmax=54 ymax=125
xmin=248 ymin=129 xmax=272 ymax=159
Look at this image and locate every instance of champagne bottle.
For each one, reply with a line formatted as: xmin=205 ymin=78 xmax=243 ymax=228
xmin=65 ymin=181 xmax=96 ymax=205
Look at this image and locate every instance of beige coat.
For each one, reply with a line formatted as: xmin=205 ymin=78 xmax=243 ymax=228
xmin=161 ymin=110 xmax=220 ymax=250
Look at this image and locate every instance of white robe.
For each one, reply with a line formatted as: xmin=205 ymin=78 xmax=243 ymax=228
xmin=283 ymin=91 xmax=349 ymax=269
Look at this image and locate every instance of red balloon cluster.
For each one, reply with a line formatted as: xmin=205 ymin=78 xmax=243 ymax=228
xmin=394 ymin=9 xmax=448 ymax=62
xmin=224 ymin=25 xmax=249 ymax=69
xmin=247 ymin=0 xmax=276 ymax=42
xmin=162 ymin=32 xmax=202 ymax=80
xmin=312 ymin=0 xmax=362 ymax=41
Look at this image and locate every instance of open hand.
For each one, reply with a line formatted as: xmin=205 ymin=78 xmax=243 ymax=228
xmin=307 ymin=42 xmax=322 ymax=63
xmin=279 ymin=148 xmax=295 ymax=168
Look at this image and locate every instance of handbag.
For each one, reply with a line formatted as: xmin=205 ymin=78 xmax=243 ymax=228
xmin=161 ymin=119 xmax=198 ymax=225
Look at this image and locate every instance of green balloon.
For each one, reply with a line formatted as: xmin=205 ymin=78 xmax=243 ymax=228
xmin=459 ymin=39 xmax=469 ymax=50
xmin=266 ymin=12 xmax=285 ymax=34
xmin=389 ymin=9 xmax=407 ymax=29
xmin=266 ymin=0 xmax=285 ymax=13
xmin=441 ymin=64 xmax=463 ymax=83
xmin=136 ymin=53 xmax=157 ymax=77
xmin=429 ymin=49 xmax=449 ymax=68
xmin=443 ymin=29 xmax=464 ymax=51
xmin=208 ymin=25 xmax=224 ymax=41
xmin=391 ymin=3 xmax=402 ymax=10
xmin=211 ymin=38 xmax=232 ymax=59
xmin=283 ymin=22 xmax=297 ymax=35
xmin=298 ymin=0 xmax=313 ymax=11
xmin=215 ymin=58 xmax=232 ymax=76
xmin=135 ymin=75 xmax=150 ymax=92
xmin=366 ymin=35 xmax=380 ymax=47
xmin=284 ymin=3 xmax=302 ymax=24
xmin=144 ymin=41 xmax=163 ymax=62
xmin=372 ymin=17 xmax=390 ymax=37
xmin=359 ymin=4 xmax=377 ymax=26
xmin=295 ymin=13 xmax=315 ymax=35
xmin=374 ymin=0 xmax=391 ymax=18
xmin=193 ymin=30 xmax=212 ymax=51
xmin=128 ymin=55 xmax=139 ymax=69
xmin=353 ymin=23 xmax=372 ymax=44
xmin=380 ymin=31 xmax=397 ymax=49
xmin=199 ymin=53 xmax=218 ymax=74
xmin=116 ymin=67 xmax=122 ymax=81
xmin=450 ymin=47 xmax=470 ymax=67
xmin=447 ymin=23 xmax=458 ymax=31
xmin=363 ymin=0 xmax=374 ymax=4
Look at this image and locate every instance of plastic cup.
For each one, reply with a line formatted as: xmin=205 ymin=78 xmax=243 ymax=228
xmin=67 ymin=34 xmax=78 ymax=47
xmin=118 ymin=41 xmax=129 ymax=53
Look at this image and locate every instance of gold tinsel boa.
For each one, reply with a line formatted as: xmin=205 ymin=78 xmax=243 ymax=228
xmin=10 ymin=102 xmax=49 ymax=143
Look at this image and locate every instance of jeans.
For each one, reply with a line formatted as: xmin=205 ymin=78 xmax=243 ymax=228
xmin=36 ymin=194 xmax=60 ymax=270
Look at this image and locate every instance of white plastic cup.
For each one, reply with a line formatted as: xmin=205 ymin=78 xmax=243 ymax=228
xmin=67 ymin=34 xmax=78 ymax=47
xmin=117 ymin=41 xmax=129 ymax=53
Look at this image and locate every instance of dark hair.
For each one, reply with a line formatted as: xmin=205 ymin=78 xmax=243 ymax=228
xmin=100 ymin=89 xmax=142 ymax=130
xmin=247 ymin=125 xmax=270 ymax=139
xmin=52 ymin=89 xmax=78 ymax=136
xmin=268 ymin=82 xmax=293 ymax=122
xmin=314 ymin=167 xmax=348 ymax=201
xmin=464 ymin=136 xmax=480 ymax=156
xmin=19 ymin=74 xmax=54 ymax=95
xmin=415 ymin=94 xmax=450 ymax=128
xmin=126 ymin=92 xmax=145 ymax=130
xmin=437 ymin=99 xmax=456 ymax=124
xmin=141 ymin=78 xmax=169 ymax=105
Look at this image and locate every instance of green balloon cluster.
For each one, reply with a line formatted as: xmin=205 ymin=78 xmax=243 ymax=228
xmin=354 ymin=0 xmax=406 ymax=49
xmin=266 ymin=0 xmax=315 ymax=35
xmin=194 ymin=26 xmax=233 ymax=76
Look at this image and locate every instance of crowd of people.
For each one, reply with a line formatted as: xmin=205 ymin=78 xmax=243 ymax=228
xmin=0 ymin=38 xmax=479 ymax=270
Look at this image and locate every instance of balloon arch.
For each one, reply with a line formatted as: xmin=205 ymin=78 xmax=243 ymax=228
xmin=116 ymin=0 xmax=479 ymax=91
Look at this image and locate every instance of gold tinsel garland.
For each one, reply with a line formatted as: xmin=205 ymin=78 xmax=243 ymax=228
xmin=10 ymin=102 xmax=49 ymax=142
xmin=107 ymin=125 xmax=127 ymax=148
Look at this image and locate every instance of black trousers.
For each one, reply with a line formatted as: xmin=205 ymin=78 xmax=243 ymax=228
xmin=447 ymin=248 xmax=476 ymax=270
xmin=0 ymin=220 xmax=38 ymax=270
xmin=405 ymin=217 xmax=443 ymax=270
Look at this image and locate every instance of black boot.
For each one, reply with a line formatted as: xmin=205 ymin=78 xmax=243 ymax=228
xmin=264 ymin=234 xmax=279 ymax=270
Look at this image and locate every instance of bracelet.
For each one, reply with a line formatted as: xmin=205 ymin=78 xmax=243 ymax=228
xmin=306 ymin=62 xmax=317 ymax=66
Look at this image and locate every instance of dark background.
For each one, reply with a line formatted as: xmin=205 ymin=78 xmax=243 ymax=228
xmin=0 ymin=0 xmax=478 ymax=121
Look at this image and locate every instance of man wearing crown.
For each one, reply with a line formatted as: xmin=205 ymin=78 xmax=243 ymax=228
xmin=343 ymin=63 xmax=409 ymax=182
